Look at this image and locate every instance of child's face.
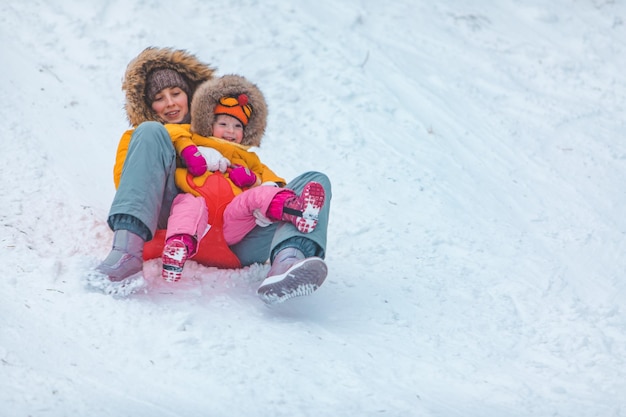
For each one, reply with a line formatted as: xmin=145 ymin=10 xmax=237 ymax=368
xmin=151 ymin=87 xmax=189 ymax=123
xmin=212 ymin=114 xmax=244 ymax=144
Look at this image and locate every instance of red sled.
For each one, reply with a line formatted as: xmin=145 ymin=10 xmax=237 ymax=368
xmin=143 ymin=172 xmax=242 ymax=269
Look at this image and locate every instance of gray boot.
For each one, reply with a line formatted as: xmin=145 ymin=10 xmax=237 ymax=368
xmin=96 ymin=230 xmax=144 ymax=281
xmin=257 ymin=247 xmax=327 ymax=305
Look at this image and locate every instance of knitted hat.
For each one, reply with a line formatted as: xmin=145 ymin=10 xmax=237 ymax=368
xmin=214 ymin=94 xmax=253 ymax=126
xmin=145 ymin=68 xmax=191 ymax=103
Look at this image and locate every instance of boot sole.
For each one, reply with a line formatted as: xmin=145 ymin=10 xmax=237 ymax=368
xmin=257 ymin=257 xmax=328 ymax=305
xmin=294 ymin=182 xmax=325 ymax=233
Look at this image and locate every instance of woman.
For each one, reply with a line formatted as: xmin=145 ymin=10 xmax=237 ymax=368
xmin=96 ymin=46 xmax=214 ymax=280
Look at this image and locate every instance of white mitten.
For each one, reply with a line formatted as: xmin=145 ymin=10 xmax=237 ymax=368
xmin=198 ymin=146 xmax=230 ymax=173
xmin=261 ymin=181 xmax=279 ymax=187
xmin=252 ymin=209 xmax=273 ymax=227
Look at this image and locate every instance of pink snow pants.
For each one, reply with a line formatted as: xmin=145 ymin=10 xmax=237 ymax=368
xmin=168 ymin=186 xmax=284 ymax=249
xmin=166 ymin=193 xmax=209 ymax=257
xmin=223 ymin=186 xmax=284 ymax=245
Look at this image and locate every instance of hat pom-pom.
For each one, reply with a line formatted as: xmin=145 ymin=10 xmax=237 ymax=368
xmin=237 ymin=94 xmax=249 ymax=106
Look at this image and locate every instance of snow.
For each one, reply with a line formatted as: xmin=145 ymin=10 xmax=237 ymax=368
xmin=1 ymin=0 xmax=625 ymax=416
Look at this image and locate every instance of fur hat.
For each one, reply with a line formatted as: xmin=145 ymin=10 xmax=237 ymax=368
xmin=191 ymin=75 xmax=267 ymax=147
xmin=145 ymin=68 xmax=191 ymax=103
xmin=122 ymin=47 xmax=216 ymax=126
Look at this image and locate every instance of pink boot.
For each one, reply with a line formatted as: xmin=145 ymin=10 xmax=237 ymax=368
xmin=162 ymin=234 xmax=197 ymax=282
xmin=267 ymin=182 xmax=325 ymax=233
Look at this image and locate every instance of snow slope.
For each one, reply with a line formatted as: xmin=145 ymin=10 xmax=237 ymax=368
xmin=1 ymin=0 xmax=625 ymax=416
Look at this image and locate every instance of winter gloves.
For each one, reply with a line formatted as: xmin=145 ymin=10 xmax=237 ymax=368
xmin=182 ymin=145 xmax=230 ymax=176
xmin=229 ymin=166 xmax=257 ymax=188
xmin=181 ymin=145 xmax=258 ymax=188
xmin=181 ymin=145 xmax=208 ymax=176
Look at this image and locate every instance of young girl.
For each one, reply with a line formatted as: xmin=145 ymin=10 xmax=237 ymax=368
xmin=170 ymin=74 xmax=332 ymax=305
xmin=160 ymin=75 xmax=325 ymax=282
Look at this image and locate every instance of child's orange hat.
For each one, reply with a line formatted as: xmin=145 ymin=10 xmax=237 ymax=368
xmin=214 ymin=94 xmax=253 ymax=126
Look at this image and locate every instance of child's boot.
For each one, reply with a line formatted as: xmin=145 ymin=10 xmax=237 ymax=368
xmin=162 ymin=234 xmax=196 ymax=282
xmin=268 ymin=182 xmax=325 ymax=233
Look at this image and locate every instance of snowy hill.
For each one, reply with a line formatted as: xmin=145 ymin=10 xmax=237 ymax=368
xmin=1 ymin=1 xmax=625 ymax=416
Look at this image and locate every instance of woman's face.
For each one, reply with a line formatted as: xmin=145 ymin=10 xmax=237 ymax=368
xmin=212 ymin=114 xmax=244 ymax=144
xmin=151 ymin=87 xmax=189 ymax=123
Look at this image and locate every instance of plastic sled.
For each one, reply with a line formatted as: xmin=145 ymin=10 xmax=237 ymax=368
xmin=143 ymin=172 xmax=242 ymax=269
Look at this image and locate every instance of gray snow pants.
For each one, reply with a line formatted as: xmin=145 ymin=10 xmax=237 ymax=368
xmin=108 ymin=121 xmax=179 ymax=241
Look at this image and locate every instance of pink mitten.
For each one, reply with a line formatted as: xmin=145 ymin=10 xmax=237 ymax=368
xmin=181 ymin=145 xmax=207 ymax=177
xmin=229 ymin=165 xmax=257 ymax=188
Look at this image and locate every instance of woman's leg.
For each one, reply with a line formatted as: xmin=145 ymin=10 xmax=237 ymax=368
xmin=107 ymin=121 xmax=179 ymax=240
xmin=231 ymin=171 xmax=332 ymax=304
xmin=229 ymin=171 xmax=332 ymax=266
xmin=229 ymin=223 xmax=277 ymax=267
xmin=98 ymin=122 xmax=179 ymax=280
xmin=269 ymin=171 xmax=331 ymax=261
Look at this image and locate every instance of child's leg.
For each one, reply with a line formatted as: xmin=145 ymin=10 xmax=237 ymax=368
xmin=162 ymin=193 xmax=209 ymax=281
xmin=224 ymin=183 xmax=325 ymax=246
xmin=165 ymin=193 xmax=209 ymax=251
xmin=223 ymin=186 xmax=284 ymax=245
xmin=256 ymin=173 xmax=331 ymax=305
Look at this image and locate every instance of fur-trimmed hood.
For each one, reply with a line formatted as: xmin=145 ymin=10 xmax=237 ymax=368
xmin=191 ymin=75 xmax=267 ymax=147
xmin=122 ymin=47 xmax=215 ymax=127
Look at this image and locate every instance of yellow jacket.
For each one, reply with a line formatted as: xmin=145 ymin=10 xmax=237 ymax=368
xmin=112 ymin=124 xmax=285 ymax=196
xmin=113 ymin=129 xmax=135 ymax=189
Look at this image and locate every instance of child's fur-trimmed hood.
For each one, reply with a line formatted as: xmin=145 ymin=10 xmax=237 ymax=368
xmin=191 ymin=75 xmax=267 ymax=147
